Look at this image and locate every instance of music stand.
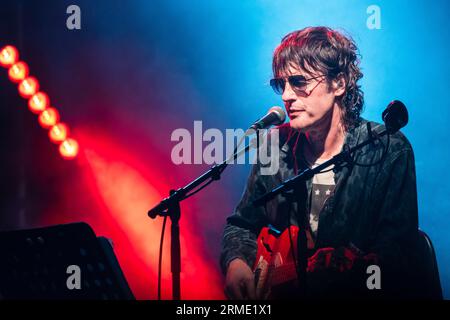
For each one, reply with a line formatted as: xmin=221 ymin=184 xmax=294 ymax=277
xmin=0 ymin=222 xmax=134 ymax=300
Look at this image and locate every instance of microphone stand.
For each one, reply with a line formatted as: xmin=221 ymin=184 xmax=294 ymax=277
xmin=148 ymin=132 xmax=261 ymax=300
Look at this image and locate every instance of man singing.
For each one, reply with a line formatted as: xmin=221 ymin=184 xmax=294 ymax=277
xmin=220 ymin=26 xmax=419 ymax=299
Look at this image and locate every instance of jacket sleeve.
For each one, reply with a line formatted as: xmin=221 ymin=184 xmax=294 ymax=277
xmin=368 ymin=146 xmax=419 ymax=293
xmin=219 ymin=160 xmax=271 ymax=275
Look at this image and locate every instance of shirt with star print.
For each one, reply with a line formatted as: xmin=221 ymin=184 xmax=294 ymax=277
xmin=309 ymin=159 xmax=336 ymax=239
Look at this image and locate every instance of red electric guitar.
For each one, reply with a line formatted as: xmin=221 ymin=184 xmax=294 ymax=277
xmin=253 ymin=225 xmax=314 ymax=299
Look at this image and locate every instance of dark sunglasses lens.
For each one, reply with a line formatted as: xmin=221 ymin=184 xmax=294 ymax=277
xmin=270 ymin=78 xmax=285 ymax=95
xmin=289 ymin=75 xmax=307 ymax=89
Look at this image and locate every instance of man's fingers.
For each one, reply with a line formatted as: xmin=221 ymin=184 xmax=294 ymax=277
xmin=244 ymin=277 xmax=257 ymax=300
xmin=226 ymin=282 xmax=244 ymax=300
xmin=224 ymin=259 xmax=256 ymax=300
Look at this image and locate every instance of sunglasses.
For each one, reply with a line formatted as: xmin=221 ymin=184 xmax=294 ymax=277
xmin=270 ymin=74 xmax=325 ymax=95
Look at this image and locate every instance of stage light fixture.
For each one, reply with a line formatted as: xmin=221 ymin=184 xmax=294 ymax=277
xmin=28 ymin=92 xmax=50 ymax=113
xmin=59 ymin=138 xmax=79 ymax=160
xmin=38 ymin=107 xmax=60 ymax=128
xmin=49 ymin=123 xmax=69 ymax=143
xmin=1 ymin=44 xmax=80 ymax=161
xmin=18 ymin=76 xmax=39 ymax=98
xmin=8 ymin=61 xmax=29 ymax=82
xmin=0 ymin=45 xmax=19 ymax=67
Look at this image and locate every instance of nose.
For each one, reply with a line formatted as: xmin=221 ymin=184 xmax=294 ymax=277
xmin=282 ymin=81 xmax=297 ymax=106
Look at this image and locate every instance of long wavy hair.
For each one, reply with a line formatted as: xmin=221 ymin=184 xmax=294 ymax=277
xmin=272 ymin=26 xmax=364 ymax=130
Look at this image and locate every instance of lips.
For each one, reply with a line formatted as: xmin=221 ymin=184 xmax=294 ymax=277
xmin=289 ymin=109 xmax=305 ymax=118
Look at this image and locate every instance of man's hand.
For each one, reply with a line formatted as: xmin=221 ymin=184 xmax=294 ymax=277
xmin=224 ymin=258 xmax=256 ymax=300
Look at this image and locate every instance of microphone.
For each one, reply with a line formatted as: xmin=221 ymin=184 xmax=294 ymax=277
xmin=382 ymin=100 xmax=408 ymax=133
xmin=246 ymin=106 xmax=286 ymax=134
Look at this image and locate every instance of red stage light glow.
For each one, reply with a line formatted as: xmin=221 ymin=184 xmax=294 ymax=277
xmin=0 ymin=45 xmax=19 ymax=67
xmin=59 ymin=138 xmax=79 ymax=160
xmin=49 ymin=123 xmax=69 ymax=143
xmin=28 ymin=92 xmax=50 ymax=113
xmin=18 ymin=76 xmax=39 ymax=98
xmin=75 ymin=132 xmax=226 ymax=299
xmin=38 ymin=107 xmax=60 ymax=128
xmin=8 ymin=61 xmax=29 ymax=82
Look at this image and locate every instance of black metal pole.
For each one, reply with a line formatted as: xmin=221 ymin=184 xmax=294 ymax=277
xmin=148 ymin=135 xmax=258 ymax=300
xmin=168 ymin=189 xmax=181 ymax=300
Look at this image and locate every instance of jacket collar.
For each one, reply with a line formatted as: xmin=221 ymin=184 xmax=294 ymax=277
xmin=279 ymin=117 xmax=367 ymax=168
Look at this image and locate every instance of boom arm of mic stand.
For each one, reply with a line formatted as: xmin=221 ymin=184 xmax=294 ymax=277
xmin=148 ymin=137 xmax=256 ymax=218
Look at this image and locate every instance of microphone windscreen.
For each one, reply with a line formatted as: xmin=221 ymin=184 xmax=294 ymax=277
xmin=382 ymin=100 xmax=408 ymax=133
xmin=269 ymin=106 xmax=286 ymax=124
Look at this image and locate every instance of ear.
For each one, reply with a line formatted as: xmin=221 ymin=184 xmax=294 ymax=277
xmin=332 ymin=73 xmax=346 ymax=97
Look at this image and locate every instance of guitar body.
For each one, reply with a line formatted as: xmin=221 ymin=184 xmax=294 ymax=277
xmin=253 ymin=225 xmax=314 ymax=299
xmin=253 ymin=225 xmax=299 ymax=299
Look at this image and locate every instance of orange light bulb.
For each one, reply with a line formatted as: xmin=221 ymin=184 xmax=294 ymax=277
xmin=0 ymin=45 xmax=19 ymax=67
xmin=59 ymin=138 xmax=79 ymax=160
xmin=18 ymin=76 xmax=39 ymax=98
xmin=49 ymin=123 xmax=69 ymax=143
xmin=38 ymin=107 xmax=60 ymax=128
xmin=8 ymin=61 xmax=29 ymax=82
xmin=28 ymin=92 xmax=50 ymax=113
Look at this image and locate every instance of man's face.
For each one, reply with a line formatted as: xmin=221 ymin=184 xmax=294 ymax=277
xmin=279 ymin=64 xmax=345 ymax=132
